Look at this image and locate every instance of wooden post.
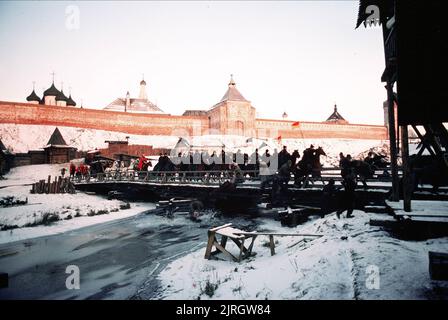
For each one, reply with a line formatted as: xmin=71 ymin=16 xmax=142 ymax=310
xmin=381 ymin=20 xmax=399 ymax=202
xmin=386 ymin=82 xmax=399 ymax=201
xmin=204 ymin=231 xmax=216 ymax=259
xmin=57 ymin=176 xmax=62 ymax=193
xmin=269 ymin=235 xmax=275 ymax=256
xmin=46 ymin=175 xmax=51 ymax=194
xmin=401 ymin=125 xmax=411 ymax=212
xmin=238 ymin=239 xmax=245 ymax=262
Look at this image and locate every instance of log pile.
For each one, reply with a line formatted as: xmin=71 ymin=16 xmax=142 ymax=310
xmin=30 ymin=175 xmax=76 ymax=194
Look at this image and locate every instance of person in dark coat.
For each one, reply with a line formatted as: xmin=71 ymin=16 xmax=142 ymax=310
xmin=69 ymin=162 xmax=76 ymax=178
xmin=277 ymin=159 xmax=292 ymax=190
xmin=291 ymin=149 xmax=300 ymax=168
xmin=364 ymin=151 xmax=375 ymax=166
xmin=336 ymin=170 xmax=357 ymax=218
xmin=320 ymin=178 xmax=338 ymax=217
xmin=303 ymin=145 xmax=315 ymax=159
xmin=278 ymin=146 xmax=290 ymax=169
xmin=339 ymin=153 xmax=352 ymax=179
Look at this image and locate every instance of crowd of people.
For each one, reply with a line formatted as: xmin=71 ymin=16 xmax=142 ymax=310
xmin=66 ymin=146 xmax=388 ymax=217
xmin=62 ymin=145 xmax=390 ymax=219
xmin=63 ymin=162 xmax=90 ymax=179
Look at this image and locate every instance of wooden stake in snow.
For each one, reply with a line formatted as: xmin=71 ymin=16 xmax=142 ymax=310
xmin=31 ymin=176 xmax=75 ymax=195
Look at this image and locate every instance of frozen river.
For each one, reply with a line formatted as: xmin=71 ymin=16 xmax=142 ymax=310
xmin=0 ymin=210 xmax=242 ymax=299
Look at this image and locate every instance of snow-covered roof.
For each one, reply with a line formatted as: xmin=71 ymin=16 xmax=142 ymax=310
xmin=104 ymin=97 xmax=164 ymax=114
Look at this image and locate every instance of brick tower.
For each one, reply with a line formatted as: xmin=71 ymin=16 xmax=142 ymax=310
xmin=207 ymin=75 xmax=256 ymax=136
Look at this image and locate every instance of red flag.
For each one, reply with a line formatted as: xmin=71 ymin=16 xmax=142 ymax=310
xmin=292 ymin=121 xmax=300 ymax=127
xmin=277 ymin=135 xmax=282 ymax=141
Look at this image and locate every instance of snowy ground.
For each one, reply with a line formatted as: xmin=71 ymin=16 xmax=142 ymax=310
xmin=157 ymin=210 xmax=448 ymax=300
xmin=0 ymin=124 xmax=391 ymax=167
xmin=0 ymin=163 xmax=155 ymax=244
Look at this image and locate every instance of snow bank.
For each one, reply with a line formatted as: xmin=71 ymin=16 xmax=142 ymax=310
xmin=157 ymin=211 xmax=448 ymax=300
xmin=0 ymin=123 xmax=179 ymax=153
xmin=0 ymin=163 xmax=155 ymax=243
xmin=0 ymin=124 xmax=388 ymax=167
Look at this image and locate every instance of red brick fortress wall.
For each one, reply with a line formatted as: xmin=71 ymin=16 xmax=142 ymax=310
xmin=0 ymin=101 xmax=387 ymax=140
xmin=255 ymin=119 xmax=387 ymax=140
xmin=0 ymin=101 xmax=208 ymax=136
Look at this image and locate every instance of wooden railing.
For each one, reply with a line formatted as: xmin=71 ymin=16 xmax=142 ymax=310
xmin=74 ymin=170 xmax=260 ymax=185
xmin=72 ymin=166 xmax=400 ymax=186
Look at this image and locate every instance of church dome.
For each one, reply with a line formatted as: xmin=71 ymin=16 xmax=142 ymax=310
xmin=56 ymin=90 xmax=68 ymax=102
xmin=43 ymin=83 xmax=61 ymax=97
xmin=66 ymin=94 xmax=76 ymax=106
xmin=140 ymin=79 xmax=146 ymax=86
xmin=26 ymin=90 xmax=41 ymax=102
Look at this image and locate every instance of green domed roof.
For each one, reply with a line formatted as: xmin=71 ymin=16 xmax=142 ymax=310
xmin=56 ymin=89 xmax=68 ymax=102
xmin=66 ymin=94 xmax=76 ymax=106
xmin=43 ymin=83 xmax=61 ymax=97
xmin=26 ymin=90 xmax=41 ymax=102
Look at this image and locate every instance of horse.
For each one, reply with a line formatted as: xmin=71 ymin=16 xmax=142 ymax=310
xmin=89 ymin=160 xmax=107 ymax=177
xmin=104 ymin=161 xmax=121 ymax=179
xmin=294 ymin=147 xmax=326 ymax=187
xmin=351 ymin=160 xmax=375 ymax=188
xmin=410 ymin=154 xmax=448 ymax=192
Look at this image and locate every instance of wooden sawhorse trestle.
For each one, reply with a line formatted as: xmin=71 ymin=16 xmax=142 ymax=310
xmin=204 ymin=223 xmax=257 ymax=262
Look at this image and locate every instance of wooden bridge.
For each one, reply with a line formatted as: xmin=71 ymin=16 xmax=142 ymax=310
xmin=70 ymin=166 xmax=447 ymax=213
xmin=73 ymin=166 xmax=398 ymax=187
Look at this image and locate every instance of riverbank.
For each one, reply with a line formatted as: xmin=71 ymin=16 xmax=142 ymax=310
xmin=0 ymin=163 xmax=155 ymax=244
xmin=156 ymin=210 xmax=448 ymax=300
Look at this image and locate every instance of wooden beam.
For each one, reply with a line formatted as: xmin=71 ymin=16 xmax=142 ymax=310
xmin=401 ymin=125 xmax=412 ymax=212
xmin=382 ymin=21 xmax=399 ymax=202
xmin=395 ymin=212 xmax=448 ymax=218
xmin=210 ymin=223 xmax=233 ymax=232
xmin=234 ymin=232 xmax=322 ymax=237
xmin=412 ymin=125 xmax=435 ymax=156
xmin=386 ymin=82 xmax=399 ymax=201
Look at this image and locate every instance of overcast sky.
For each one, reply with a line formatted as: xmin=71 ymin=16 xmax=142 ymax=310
xmin=0 ymin=1 xmax=386 ymax=124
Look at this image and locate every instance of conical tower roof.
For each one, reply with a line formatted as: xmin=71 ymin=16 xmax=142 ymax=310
xmin=0 ymin=139 xmax=7 ymax=151
xmin=326 ymin=104 xmax=346 ymax=122
xmin=45 ymin=127 xmax=68 ymax=147
xmin=219 ymin=75 xmax=248 ymax=103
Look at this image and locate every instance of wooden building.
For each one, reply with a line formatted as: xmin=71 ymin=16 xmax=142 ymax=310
xmin=43 ymin=127 xmax=76 ymax=164
xmin=0 ymin=139 xmax=14 ymax=175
